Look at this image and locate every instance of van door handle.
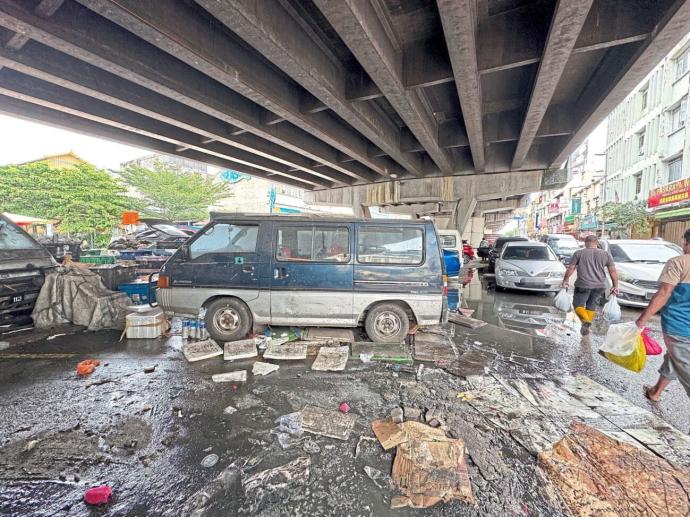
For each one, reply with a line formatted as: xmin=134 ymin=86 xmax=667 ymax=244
xmin=242 ymin=265 xmax=254 ymax=273
xmin=273 ymin=267 xmax=288 ymax=279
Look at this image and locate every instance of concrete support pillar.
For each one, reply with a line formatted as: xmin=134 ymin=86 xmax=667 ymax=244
xmin=454 ymin=196 xmax=477 ymax=234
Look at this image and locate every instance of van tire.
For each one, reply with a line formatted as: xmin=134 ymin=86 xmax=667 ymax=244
xmin=463 ymin=253 xmax=471 ymax=264
xmin=205 ymin=298 xmax=252 ymax=343
xmin=365 ymin=303 xmax=409 ymax=343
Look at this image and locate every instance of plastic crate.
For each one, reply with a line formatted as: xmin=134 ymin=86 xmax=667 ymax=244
xmin=81 ymin=249 xmax=103 ymax=256
xmin=117 ymin=280 xmax=157 ymax=304
xmin=79 ymin=255 xmax=116 ymax=265
xmin=88 ymin=264 xmax=137 ymax=291
xmin=118 ymin=249 xmax=154 ymax=260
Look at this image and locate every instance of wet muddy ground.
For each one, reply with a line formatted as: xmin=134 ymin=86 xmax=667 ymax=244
xmin=0 ymin=265 xmax=688 ymax=516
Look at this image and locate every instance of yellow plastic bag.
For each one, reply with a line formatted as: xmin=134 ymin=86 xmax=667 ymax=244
xmin=603 ymin=335 xmax=647 ymax=373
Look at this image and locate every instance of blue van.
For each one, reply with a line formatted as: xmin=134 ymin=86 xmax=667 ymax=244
xmin=157 ymin=215 xmax=447 ymax=343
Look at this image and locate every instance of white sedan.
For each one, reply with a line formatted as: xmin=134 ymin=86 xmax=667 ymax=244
xmin=495 ymin=241 xmax=565 ymax=292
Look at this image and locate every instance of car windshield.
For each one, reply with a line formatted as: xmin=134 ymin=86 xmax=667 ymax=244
xmin=151 ymin=224 xmax=189 ymax=237
xmin=551 ymin=237 xmax=578 ymax=249
xmin=502 ymin=246 xmax=555 ymax=261
xmin=495 ymin=238 xmax=526 ymax=249
xmin=610 ymin=243 xmax=681 ymax=263
xmin=0 ymin=219 xmax=43 ymax=250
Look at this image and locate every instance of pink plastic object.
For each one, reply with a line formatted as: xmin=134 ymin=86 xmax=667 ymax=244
xmin=84 ymin=486 xmax=112 ymax=505
xmin=339 ymin=402 xmax=350 ymax=413
xmin=641 ymin=328 xmax=662 ymax=356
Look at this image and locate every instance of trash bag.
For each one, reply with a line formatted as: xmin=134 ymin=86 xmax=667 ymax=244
xmin=601 ymin=322 xmax=646 ymax=373
xmin=554 ymin=289 xmax=573 ymax=312
xmin=602 ymin=296 xmax=621 ymax=322
xmin=602 ymin=335 xmax=647 ymax=373
xmin=641 ymin=328 xmax=662 ymax=356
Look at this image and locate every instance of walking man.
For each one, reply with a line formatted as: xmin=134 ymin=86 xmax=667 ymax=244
xmin=561 ymin=235 xmax=619 ymax=336
xmin=636 ymin=228 xmax=690 ymax=402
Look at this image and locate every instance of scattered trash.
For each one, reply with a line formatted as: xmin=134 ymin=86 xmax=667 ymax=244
xmin=413 ymin=334 xmax=456 ymax=362
xmin=46 ymin=333 xmax=66 ymax=341
xmin=200 ymin=453 xmax=219 ymax=468
xmin=442 ymin=350 xmax=495 ymax=378
xmin=263 ymin=341 xmax=308 ymax=360
xmin=311 ymin=345 xmax=349 ymax=371
xmin=212 ymin=370 xmax=248 ymax=383
xmin=339 ymin=402 xmax=350 ymax=413
xmin=302 ymin=438 xmax=321 ymax=454
xmin=242 ymin=457 xmax=311 ymax=506
xmin=456 ymin=391 xmax=475 ymax=401
xmin=351 ymin=342 xmax=412 ymax=364
xmin=223 ymin=405 xmax=238 ymax=415
xmin=0 ymin=341 xmax=9 ymax=350
xmin=252 ymin=361 xmax=279 ymax=376
xmin=76 ymin=359 xmax=100 ymax=376
xmin=390 ymin=407 xmax=404 ymax=424
xmin=354 ymin=436 xmax=378 ymax=458
xmin=224 ymin=339 xmax=258 ymax=361
xmin=424 ymin=408 xmax=444 ymax=428
xmin=301 ymin=405 xmax=356 ymax=440
xmin=272 ymin=412 xmax=305 ymax=449
xmin=182 ymin=339 xmax=223 ymax=362
xmin=448 ymin=312 xmax=486 ymax=329
xmin=371 ymin=420 xmax=474 ymax=508
xmin=143 ymin=365 xmax=156 ymax=373
xmin=83 ymin=485 xmax=113 ymax=505
xmin=539 ymin=422 xmax=690 ymax=515
xmin=364 ymin=465 xmax=393 ymax=490
xmin=403 ymin=407 xmax=421 ymax=421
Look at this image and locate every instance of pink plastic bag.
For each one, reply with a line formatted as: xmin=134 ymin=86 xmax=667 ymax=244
xmin=642 ymin=328 xmax=662 ymax=356
xmin=84 ymin=486 xmax=112 ymax=505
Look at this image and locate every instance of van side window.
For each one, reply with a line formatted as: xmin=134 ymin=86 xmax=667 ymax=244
xmin=277 ymin=226 xmax=350 ymax=262
xmin=357 ymin=227 xmax=423 ymax=265
xmin=190 ymin=224 xmax=258 ymax=259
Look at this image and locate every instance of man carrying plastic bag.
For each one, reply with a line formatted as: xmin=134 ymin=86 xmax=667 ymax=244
xmin=600 ymin=322 xmax=646 ymax=373
xmin=561 ymin=235 xmax=619 ymax=336
xmin=635 ymin=228 xmax=690 ymax=402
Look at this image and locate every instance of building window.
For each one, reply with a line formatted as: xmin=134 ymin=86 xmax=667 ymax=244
xmin=634 ymin=174 xmax=642 ymax=196
xmin=668 ymin=157 xmax=683 ymax=182
xmin=640 ymin=84 xmax=649 ymax=111
xmin=670 ymin=98 xmax=687 ymax=132
xmin=676 ymin=48 xmax=689 ymax=80
xmin=637 ymin=129 xmax=645 ymax=156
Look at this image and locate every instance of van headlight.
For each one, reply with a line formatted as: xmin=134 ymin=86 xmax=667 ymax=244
xmin=499 ymin=269 xmax=518 ymax=276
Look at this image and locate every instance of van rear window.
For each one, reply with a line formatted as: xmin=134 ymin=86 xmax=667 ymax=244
xmin=277 ymin=226 xmax=350 ymax=262
xmin=440 ymin=234 xmax=456 ymax=248
xmin=357 ymin=227 xmax=423 ymax=265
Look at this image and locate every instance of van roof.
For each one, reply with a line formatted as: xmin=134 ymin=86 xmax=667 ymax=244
xmin=209 ymin=212 xmax=429 ymax=225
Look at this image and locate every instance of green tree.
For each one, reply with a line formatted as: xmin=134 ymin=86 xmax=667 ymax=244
xmin=0 ymin=162 xmax=130 ymax=239
xmin=597 ymin=200 xmax=651 ymax=236
xmin=119 ymin=160 xmax=232 ymax=221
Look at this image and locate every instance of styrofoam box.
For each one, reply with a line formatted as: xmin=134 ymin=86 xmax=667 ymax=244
xmin=126 ymin=308 xmax=166 ymax=339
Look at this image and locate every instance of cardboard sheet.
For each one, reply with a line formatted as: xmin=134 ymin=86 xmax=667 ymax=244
xmin=301 ymin=405 xmax=356 ymax=440
xmin=223 ymin=339 xmax=258 ymax=361
xmin=311 ymin=345 xmax=349 ymax=371
xmin=263 ymin=342 xmax=308 ymax=360
xmin=211 ymin=370 xmax=247 ymax=383
xmin=183 ymin=339 xmax=223 ymax=362
xmin=252 ymin=361 xmax=279 ymax=376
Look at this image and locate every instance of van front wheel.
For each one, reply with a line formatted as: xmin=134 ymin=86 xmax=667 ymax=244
xmin=365 ymin=304 xmax=409 ymax=343
xmin=205 ymin=298 xmax=252 ymax=343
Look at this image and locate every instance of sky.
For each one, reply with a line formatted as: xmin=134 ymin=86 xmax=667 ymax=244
xmin=0 ymin=114 xmax=149 ymax=169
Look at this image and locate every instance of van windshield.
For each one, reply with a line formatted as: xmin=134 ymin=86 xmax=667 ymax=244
xmin=0 ymin=219 xmax=43 ymax=250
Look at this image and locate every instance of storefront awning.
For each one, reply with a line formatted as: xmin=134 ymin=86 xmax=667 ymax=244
xmin=654 ymin=206 xmax=690 ymax=220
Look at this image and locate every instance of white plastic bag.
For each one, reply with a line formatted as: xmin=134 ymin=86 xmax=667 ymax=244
xmin=603 ymin=296 xmax=621 ymax=322
xmin=600 ymin=321 xmax=641 ymax=356
xmin=554 ymin=289 xmax=573 ymax=312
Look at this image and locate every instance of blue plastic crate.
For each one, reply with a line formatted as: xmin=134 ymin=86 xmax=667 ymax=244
xmin=117 ymin=280 xmax=157 ymax=304
xmin=119 ymin=249 xmax=154 ymax=261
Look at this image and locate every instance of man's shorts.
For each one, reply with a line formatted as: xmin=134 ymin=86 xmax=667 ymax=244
xmin=659 ymin=333 xmax=690 ymax=398
xmin=573 ymin=287 xmax=606 ymax=311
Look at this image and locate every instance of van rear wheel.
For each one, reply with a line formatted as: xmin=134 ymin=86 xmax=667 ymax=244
xmin=365 ymin=303 xmax=409 ymax=343
xmin=205 ymin=298 xmax=252 ymax=343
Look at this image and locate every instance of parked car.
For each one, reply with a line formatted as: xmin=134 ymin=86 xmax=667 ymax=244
xmin=108 ymin=218 xmax=191 ymax=250
xmin=443 ymin=248 xmax=461 ymax=277
xmin=157 ymin=215 xmax=447 ymax=343
xmin=541 ymin=234 xmax=580 ymax=264
xmin=488 ymin=236 xmax=528 ymax=272
xmin=0 ymin=214 xmax=56 ymax=326
xmin=495 ymin=241 xmax=565 ymax=292
xmin=599 ymin=239 xmax=682 ymax=307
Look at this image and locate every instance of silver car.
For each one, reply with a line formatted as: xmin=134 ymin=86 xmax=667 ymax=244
xmin=495 ymin=241 xmax=565 ymax=292
xmin=600 ymin=239 xmax=682 ymax=307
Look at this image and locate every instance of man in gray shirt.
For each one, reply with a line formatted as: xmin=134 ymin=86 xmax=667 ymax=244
xmin=561 ymin=235 xmax=619 ymax=336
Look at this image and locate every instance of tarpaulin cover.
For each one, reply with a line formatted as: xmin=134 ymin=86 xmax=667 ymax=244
xmin=32 ymin=267 xmax=129 ymax=331
xmin=539 ymin=422 xmax=690 ymax=516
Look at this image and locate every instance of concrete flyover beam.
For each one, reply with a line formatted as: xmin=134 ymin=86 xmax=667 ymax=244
xmin=0 ymin=43 xmax=350 ymax=186
xmin=0 ymin=94 xmax=315 ymax=190
xmin=512 ymin=0 xmax=593 ymax=169
xmin=0 ymin=0 xmax=375 ymax=184
xmin=195 ymin=0 xmax=423 ymax=178
xmin=3 ymin=0 xmax=64 ymax=51
xmin=437 ymin=0 xmax=485 ymax=171
xmin=76 ymin=0 xmax=386 ymax=182
xmin=0 ymin=69 xmax=336 ymax=188
xmin=474 ymin=198 xmax=521 ymax=215
xmin=552 ymin=0 xmax=690 ymax=167
xmin=314 ymin=0 xmax=453 ymax=175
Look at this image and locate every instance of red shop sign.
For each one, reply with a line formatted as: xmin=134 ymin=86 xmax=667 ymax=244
xmin=648 ymin=178 xmax=690 ymax=208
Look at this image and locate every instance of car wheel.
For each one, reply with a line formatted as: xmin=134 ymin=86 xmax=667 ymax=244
xmin=205 ymin=298 xmax=252 ymax=343
xmin=365 ymin=303 xmax=410 ymax=343
xmin=463 ymin=254 xmax=471 ymax=264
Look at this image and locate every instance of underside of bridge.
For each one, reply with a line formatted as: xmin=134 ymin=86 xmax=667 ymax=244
xmin=0 ymin=0 xmax=689 ymax=198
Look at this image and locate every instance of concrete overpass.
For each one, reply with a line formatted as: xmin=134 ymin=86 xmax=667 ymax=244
xmin=0 ymin=0 xmax=688 ymax=229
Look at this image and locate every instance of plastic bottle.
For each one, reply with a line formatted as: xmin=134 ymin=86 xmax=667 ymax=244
xmin=190 ymin=319 xmax=198 ymax=340
xmin=199 ymin=320 xmax=207 ymax=340
xmin=182 ymin=319 xmax=189 ymax=339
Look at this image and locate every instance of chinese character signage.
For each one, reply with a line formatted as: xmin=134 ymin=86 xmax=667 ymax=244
xmin=548 ymin=201 xmax=560 ymax=214
xmin=648 ymin=178 xmax=690 ymax=208
xmin=571 ymin=197 xmax=582 ymax=215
